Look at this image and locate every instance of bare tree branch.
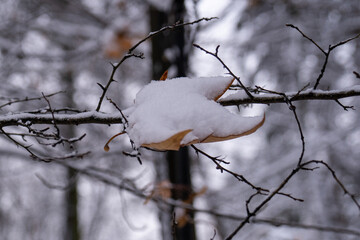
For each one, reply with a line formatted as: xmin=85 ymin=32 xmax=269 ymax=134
xmin=286 ymin=24 xmax=326 ymax=54
xmin=219 ymin=86 xmax=360 ymax=106
xmin=62 ymin=159 xmax=360 ymax=238
xmin=0 ymin=111 xmax=124 ymax=127
xmin=29 ymin=150 xmax=359 ymax=238
xmin=95 ymin=17 xmax=217 ymax=112
xmin=193 ymin=44 xmax=254 ymax=99
xmin=0 ymin=86 xmax=358 ymax=127
xmin=0 ymin=91 xmax=64 ymax=109
xmin=225 ymin=159 xmax=360 ymax=239
xmin=254 ymin=86 xmax=306 ymax=165
xmin=191 ymin=145 xmax=268 ymax=192
xmin=286 ymin=24 xmax=360 ymax=89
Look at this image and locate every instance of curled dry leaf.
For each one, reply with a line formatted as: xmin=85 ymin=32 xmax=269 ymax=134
xmin=160 ymin=70 xmax=168 ymax=81
xmin=104 ymin=132 xmax=125 ymax=152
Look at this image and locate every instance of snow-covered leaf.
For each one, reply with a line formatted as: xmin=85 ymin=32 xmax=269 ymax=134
xmin=121 ymin=76 xmax=265 ymax=151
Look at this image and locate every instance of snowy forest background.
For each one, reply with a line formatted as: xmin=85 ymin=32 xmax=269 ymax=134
xmin=0 ymin=0 xmax=360 ymax=239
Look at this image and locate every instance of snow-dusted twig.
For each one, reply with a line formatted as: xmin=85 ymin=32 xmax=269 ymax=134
xmin=219 ymin=86 xmax=360 ymax=106
xmin=26 ymin=107 xmax=87 ymax=114
xmin=0 ymin=87 xmax=358 ymax=127
xmin=0 ymin=111 xmax=123 ymax=127
xmin=95 ymin=17 xmax=217 ymax=112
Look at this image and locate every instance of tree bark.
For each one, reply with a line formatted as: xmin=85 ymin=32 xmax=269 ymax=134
xmin=62 ymin=69 xmax=81 ymax=240
xmin=150 ymin=1 xmax=196 ymax=239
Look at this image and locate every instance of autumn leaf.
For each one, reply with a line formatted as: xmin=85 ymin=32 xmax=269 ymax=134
xmin=144 ymin=180 xmax=172 ymax=204
xmin=103 ymin=131 xmax=125 ymax=152
xmin=103 ymin=30 xmax=135 ymax=59
xmin=160 ymin=70 xmax=168 ymax=80
xmin=142 ymin=129 xmax=193 ymax=151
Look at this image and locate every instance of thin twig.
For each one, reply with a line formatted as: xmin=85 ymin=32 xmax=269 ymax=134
xmin=287 ymin=24 xmax=360 ymax=89
xmin=302 ymin=160 xmax=360 ymax=210
xmin=0 ymin=127 xmax=89 ymax=162
xmin=193 ymin=44 xmax=253 ymax=99
xmin=329 ymin=32 xmax=360 ymax=50
xmin=254 ymin=86 xmax=305 ymax=165
xmin=334 ymin=99 xmax=355 ymax=111
xmin=225 ymin=159 xmax=360 ymax=239
xmin=42 ymin=92 xmax=60 ymax=137
xmin=95 ymin=17 xmax=217 ymax=112
xmin=313 ymin=45 xmax=330 ymax=89
xmin=191 ymin=145 xmax=268 ymax=192
xmin=219 ymin=86 xmax=360 ymax=106
xmin=106 ymin=97 xmax=128 ymax=125
xmin=286 ymin=24 xmax=326 ymax=54
xmin=0 ymin=91 xmax=64 ymax=109
xmin=0 ymin=85 xmax=359 ymax=127
xmin=4 ymin=121 xmax=358 ymax=238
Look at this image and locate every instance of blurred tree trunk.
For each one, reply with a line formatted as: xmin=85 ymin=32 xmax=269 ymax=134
xmin=150 ymin=1 xmax=195 ymax=239
xmin=62 ymin=69 xmax=81 ymax=240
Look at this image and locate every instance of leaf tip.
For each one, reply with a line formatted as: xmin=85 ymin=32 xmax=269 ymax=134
xmin=104 ymin=144 xmax=110 ymax=152
xmin=160 ymin=70 xmax=168 ymax=81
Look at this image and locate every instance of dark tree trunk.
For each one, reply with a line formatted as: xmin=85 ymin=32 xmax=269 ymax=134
xmin=62 ymin=69 xmax=81 ymax=240
xmin=149 ymin=1 xmax=195 ymax=239
xmin=65 ymin=168 xmax=80 ymax=240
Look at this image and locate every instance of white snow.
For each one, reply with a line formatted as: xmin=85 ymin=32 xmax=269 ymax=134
xmin=222 ymin=85 xmax=360 ymax=102
xmin=124 ymin=76 xmax=264 ymax=149
xmin=221 ymin=89 xmax=249 ymax=101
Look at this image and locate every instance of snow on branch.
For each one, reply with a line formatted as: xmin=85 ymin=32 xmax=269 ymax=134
xmin=0 ymin=86 xmax=359 ymax=127
xmin=0 ymin=111 xmax=123 ymax=127
xmin=219 ymin=86 xmax=360 ymax=106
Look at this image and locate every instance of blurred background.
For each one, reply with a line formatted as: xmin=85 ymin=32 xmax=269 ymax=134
xmin=0 ymin=0 xmax=359 ymax=239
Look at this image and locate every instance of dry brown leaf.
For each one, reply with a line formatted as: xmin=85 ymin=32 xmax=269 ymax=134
xmin=104 ymin=31 xmax=134 ymax=59
xmin=213 ymin=77 xmax=235 ymax=101
xmin=201 ymin=114 xmax=265 ymax=143
xmin=160 ymin=70 xmax=168 ymax=81
xmin=144 ymin=180 xmax=172 ymax=204
xmin=176 ymin=212 xmax=189 ymax=228
xmin=104 ymin=131 xmax=126 ymax=152
xmin=176 ymin=186 xmax=207 ymax=228
xmin=142 ymin=129 xmax=193 ymax=151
